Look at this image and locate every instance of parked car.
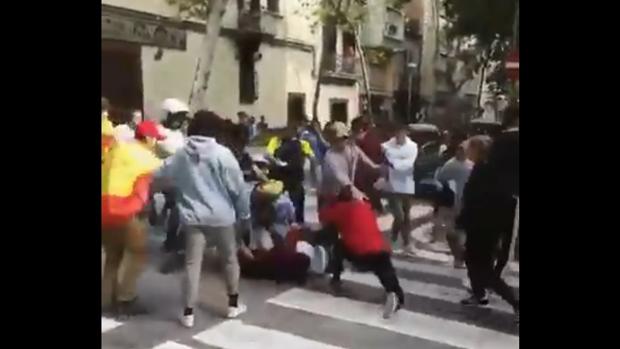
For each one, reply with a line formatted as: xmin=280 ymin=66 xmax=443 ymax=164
xmin=468 ymin=118 xmax=502 ymax=137
xmin=409 ymin=123 xmax=444 ymax=201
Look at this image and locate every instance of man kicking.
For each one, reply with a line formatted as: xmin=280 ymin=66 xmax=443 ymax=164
xmin=319 ymin=185 xmax=405 ymax=319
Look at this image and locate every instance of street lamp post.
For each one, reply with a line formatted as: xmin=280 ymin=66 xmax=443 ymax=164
xmin=407 ymin=62 xmax=418 ymax=123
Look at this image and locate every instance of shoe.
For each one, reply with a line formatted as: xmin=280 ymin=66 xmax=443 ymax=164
xmin=460 ymin=295 xmax=489 ymax=307
xmin=180 ymin=314 xmax=195 ymax=328
xmin=330 ymin=278 xmax=345 ymax=295
xmin=403 ymin=244 xmax=418 ymax=256
xmin=117 ymin=298 xmax=147 ymax=318
xmin=227 ymin=303 xmax=247 ymax=318
xmin=383 ymin=292 xmax=398 ymax=319
xmin=310 ymin=246 xmax=328 ymax=274
xmin=453 ymin=260 xmax=466 ymax=269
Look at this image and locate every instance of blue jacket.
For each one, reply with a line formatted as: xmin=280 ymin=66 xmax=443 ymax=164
xmin=153 ymin=136 xmax=251 ymax=227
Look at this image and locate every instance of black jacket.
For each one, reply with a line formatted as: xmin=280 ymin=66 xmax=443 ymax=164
xmin=457 ymin=129 xmax=519 ymax=234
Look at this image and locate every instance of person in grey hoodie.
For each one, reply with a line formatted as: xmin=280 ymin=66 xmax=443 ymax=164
xmin=153 ymin=110 xmax=251 ymax=328
xmin=436 ymin=142 xmax=474 ymax=268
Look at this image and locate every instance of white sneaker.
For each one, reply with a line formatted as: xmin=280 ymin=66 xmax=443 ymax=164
xmin=227 ymin=303 xmax=247 ymax=318
xmin=310 ymin=246 xmax=328 ymax=274
xmin=383 ymin=292 xmax=398 ymax=319
xmin=404 ymin=244 xmax=418 ymax=256
xmin=179 ymin=314 xmax=194 ymax=328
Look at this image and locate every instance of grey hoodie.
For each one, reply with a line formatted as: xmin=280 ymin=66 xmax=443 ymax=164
xmin=153 ymin=136 xmax=250 ymax=227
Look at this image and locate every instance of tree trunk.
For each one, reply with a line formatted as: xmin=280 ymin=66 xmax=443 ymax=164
xmin=311 ymin=55 xmax=324 ymax=122
xmin=353 ymin=28 xmax=372 ymax=118
xmin=189 ymin=0 xmax=230 ymax=112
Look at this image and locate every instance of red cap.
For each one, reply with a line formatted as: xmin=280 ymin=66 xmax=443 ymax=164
xmin=135 ymin=120 xmax=165 ymax=141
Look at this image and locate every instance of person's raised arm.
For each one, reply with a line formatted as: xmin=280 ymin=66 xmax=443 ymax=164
xmin=356 ymin=145 xmax=380 ymax=170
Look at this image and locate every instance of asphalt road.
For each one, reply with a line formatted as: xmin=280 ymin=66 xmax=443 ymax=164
xmin=102 ymin=189 xmax=519 ymax=349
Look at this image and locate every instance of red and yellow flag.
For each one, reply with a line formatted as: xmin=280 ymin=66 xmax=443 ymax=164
xmin=102 ymin=140 xmax=162 ymax=228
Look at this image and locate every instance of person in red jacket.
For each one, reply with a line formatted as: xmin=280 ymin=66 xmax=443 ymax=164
xmin=319 ymin=186 xmax=404 ymax=319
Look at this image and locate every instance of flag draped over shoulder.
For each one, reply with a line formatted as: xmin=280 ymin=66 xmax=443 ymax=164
xmin=102 ymin=114 xmax=115 ymax=162
xmin=102 ymin=141 xmax=162 ymax=228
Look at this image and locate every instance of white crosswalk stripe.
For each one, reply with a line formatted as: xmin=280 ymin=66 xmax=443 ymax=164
xmin=268 ymin=288 xmax=518 ymax=349
xmin=194 ymin=319 xmax=346 ymax=349
xmin=391 ymin=258 xmax=519 ymax=288
xmin=103 ymin=241 xmax=518 ymax=349
xmin=152 ymin=341 xmax=194 ymax=349
xmin=101 ymin=317 xmax=122 ymax=333
xmin=340 ymin=271 xmax=513 ymax=313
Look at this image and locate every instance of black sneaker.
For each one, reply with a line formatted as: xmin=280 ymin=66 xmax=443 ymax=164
xmin=330 ymin=278 xmax=345 ymax=296
xmin=460 ymin=295 xmax=489 ymax=307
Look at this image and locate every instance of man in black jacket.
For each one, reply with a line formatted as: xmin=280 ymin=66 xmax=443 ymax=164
xmin=458 ymin=104 xmax=519 ymax=323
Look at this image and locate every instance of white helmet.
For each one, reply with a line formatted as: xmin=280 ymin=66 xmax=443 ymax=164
xmin=161 ymin=98 xmax=189 ymax=115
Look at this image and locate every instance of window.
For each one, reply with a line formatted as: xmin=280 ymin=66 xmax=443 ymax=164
xmin=267 ymin=0 xmax=279 ymax=13
xmin=239 ymin=48 xmax=257 ymax=104
xmin=329 ymin=99 xmax=348 ymax=123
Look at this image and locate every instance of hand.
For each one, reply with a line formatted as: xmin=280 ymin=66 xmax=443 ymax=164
xmin=352 ymin=187 xmax=368 ymax=201
xmin=238 ymin=244 xmax=254 ymax=260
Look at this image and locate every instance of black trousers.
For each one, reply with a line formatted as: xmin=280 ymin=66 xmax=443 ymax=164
xmin=465 ymin=231 xmax=518 ymax=309
xmin=494 ymin=227 xmax=514 ymax=276
xmin=285 ymin=181 xmax=305 ymax=224
xmin=162 ymin=191 xmax=184 ymax=252
xmin=332 ymin=239 xmax=404 ymax=304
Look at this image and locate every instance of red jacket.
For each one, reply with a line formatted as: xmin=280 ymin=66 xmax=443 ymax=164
xmin=319 ymin=200 xmax=388 ymax=255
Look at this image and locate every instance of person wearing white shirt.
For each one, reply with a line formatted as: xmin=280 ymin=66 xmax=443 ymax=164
xmin=380 ymin=123 xmax=418 ymax=255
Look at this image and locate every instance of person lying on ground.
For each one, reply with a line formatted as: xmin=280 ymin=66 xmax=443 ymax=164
xmin=318 ymin=185 xmax=405 ymax=319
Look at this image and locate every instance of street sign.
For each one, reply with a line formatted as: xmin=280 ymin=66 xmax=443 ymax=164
xmin=505 ymin=50 xmax=519 ymax=81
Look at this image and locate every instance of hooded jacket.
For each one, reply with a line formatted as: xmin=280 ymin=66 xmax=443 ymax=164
xmin=153 ymin=136 xmax=250 ymax=227
xmin=381 ymin=137 xmax=418 ymax=195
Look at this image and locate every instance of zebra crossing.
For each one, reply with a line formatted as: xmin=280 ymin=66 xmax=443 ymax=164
xmin=102 ymin=253 xmax=519 ymax=349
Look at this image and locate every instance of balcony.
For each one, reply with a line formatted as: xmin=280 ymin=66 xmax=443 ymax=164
xmin=322 ymin=54 xmax=360 ymax=85
xmin=236 ymin=9 xmax=279 ymax=39
xmin=324 ymin=54 xmax=358 ymax=74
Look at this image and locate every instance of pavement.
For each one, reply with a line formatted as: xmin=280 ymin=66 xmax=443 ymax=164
xmin=102 ymin=189 xmax=519 ymax=349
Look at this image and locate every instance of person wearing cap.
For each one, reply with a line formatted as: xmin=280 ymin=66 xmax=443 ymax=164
xmin=153 ymin=99 xmax=190 ymax=255
xmin=320 ymin=121 xmax=380 ymax=207
xmin=102 ymin=120 xmax=163 ymax=317
xmin=380 ymin=123 xmax=419 ymax=255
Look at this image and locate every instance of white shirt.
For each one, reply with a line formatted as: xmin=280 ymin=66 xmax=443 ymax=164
xmin=381 ymin=137 xmax=418 ymax=195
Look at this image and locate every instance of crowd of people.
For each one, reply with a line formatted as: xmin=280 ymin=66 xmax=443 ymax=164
xmin=101 ymin=96 xmax=519 ymax=326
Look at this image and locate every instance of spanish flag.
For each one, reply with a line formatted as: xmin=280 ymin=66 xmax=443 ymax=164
xmin=102 ymin=140 xmax=162 ymax=229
